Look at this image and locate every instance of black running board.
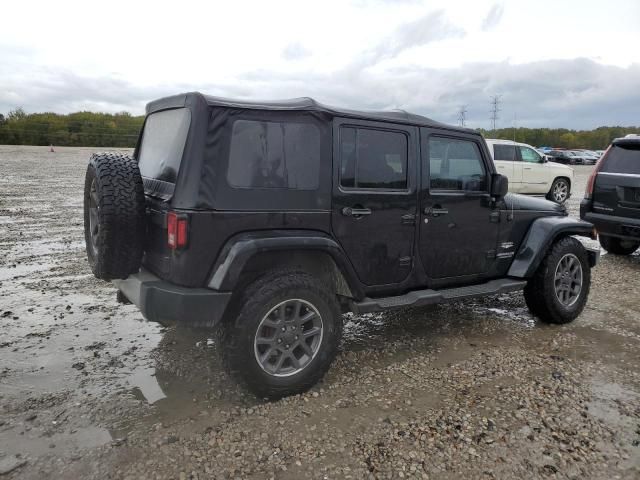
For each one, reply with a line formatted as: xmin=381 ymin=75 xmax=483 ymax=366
xmin=353 ymin=278 xmax=527 ymax=313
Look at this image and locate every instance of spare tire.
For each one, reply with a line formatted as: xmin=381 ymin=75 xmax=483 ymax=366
xmin=83 ymin=152 xmax=146 ymax=280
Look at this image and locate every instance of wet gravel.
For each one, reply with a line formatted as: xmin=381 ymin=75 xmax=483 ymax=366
xmin=1 ymin=146 xmax=639 ymax=479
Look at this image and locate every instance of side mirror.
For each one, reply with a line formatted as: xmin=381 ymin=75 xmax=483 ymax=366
xmin=490 ymin=173 xmax=508 ymax=198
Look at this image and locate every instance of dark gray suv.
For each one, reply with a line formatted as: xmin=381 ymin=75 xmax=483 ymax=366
xmin=581 ymin=135 xmax=640 ymax=255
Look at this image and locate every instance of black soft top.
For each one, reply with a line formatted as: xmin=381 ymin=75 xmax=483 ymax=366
xmin=146 ymin=91 xmax=468 ymax=132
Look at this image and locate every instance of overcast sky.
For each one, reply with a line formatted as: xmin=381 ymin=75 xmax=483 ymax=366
xmin=1 ymin=0 xmax=638 ymax=129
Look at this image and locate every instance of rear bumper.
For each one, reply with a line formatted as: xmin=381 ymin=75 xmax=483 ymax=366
xmin=114 ymin=269 xmax=231 ymax=327
xmin=581 ymin=206 xmax=640 ymax=241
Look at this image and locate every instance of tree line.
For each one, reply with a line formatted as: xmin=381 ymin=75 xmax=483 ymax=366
xmin=478 ymin=126 xmax=638 ymax=149
xmin=0 ymin=108 xmax=144 ymax=148
xmin=0 ymin=108 xmax=637 ymax=149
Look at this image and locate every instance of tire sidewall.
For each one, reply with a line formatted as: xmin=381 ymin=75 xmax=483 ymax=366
xmin=549 ymin=178 xmax=569 ymax=204
xmin=83 ymin=163 xmax=101 ymax=272
xmin=230 ymin=276 xmax=341 ymax=396
xmin=544 ymin=239 xmax=590 ymax=318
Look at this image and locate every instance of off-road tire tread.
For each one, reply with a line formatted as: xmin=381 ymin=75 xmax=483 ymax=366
xmin=524 ymin=236 xmax=590 ymax=324
xmin=598 ymin=235 xmax=639 ymax=255
xmin=83 ymin=152 xmax=145 ymax=280
xmin=221 ymin=270 xmax=342 ymax=399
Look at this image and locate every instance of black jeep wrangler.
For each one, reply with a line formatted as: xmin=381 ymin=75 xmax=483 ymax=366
xmin=580 ymin=135 xmax=640 ymax=255
xmin=84 ymin=92 xmax=599 ymax=398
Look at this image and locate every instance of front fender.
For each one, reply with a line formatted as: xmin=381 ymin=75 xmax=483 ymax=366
xmin=508 ymin=216 xmax=596 ymax=278
xmin=206 ymin=230 xmax=364 ymax=298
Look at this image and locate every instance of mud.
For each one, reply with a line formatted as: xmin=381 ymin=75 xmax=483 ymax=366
xmin=0 ymin=146 xmax=638 ymax=479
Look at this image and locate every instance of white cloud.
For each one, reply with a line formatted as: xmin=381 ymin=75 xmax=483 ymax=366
xmin=481 ymin=3 xmax=504 ymax=31
xmin=0 ymin=0 xmax=638 ymax=128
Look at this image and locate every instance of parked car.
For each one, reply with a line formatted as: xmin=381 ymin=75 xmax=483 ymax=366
xmin=485 ymin=139 xmax=574 ymax=203
xmin=83 ymin=92 xmax=599 ymax=398
xmin=547 ymin=150 xmax=584 ymax=165
xmin=581 ymin=135 xmax=640 ymax=255
xmin=575 ymin=150 xmax=599 ymax=165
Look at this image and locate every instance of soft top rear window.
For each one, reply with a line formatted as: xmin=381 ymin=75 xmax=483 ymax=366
xmin=601 ymin=144 xmax=640 ymax=175
xmin=138 ymin=108 xmax=191 ymax=198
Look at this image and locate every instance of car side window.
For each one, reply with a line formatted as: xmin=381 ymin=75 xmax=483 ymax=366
xmin=493 ymin=144 xmax=516 ymax=161
xmin=520 ymin=146 xmax=541 ymax=163
xmin=429 ymin=137 xmax=487 ymax=192
xmin=227 ymin=119 xmax=321 ymax=190
xmin=339 ymin=126 xmax=408 ymax=190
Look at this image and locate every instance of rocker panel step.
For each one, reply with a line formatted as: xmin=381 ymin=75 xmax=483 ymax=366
xmin=354 ymin=278 xmax=527 ymax=313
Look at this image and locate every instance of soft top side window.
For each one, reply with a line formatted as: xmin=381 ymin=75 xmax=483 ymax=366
xmin=227 ymin=119 xmax=320 ymax=190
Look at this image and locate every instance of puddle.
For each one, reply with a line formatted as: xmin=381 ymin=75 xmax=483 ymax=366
xmin=0 ymin=425 xmax=112 ymax=458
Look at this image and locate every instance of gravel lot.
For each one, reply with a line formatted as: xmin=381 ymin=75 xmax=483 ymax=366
xmin=1 ymin=145 xmax=639 ymax=479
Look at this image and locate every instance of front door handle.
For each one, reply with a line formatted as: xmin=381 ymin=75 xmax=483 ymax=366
xmin=342 ymin=207 xmax=372 ymax=217
xmin=424 ymin=206 xmax=449 ymax=217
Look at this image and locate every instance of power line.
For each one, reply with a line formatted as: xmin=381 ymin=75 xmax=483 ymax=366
xmin=489 ymin=94 xmax=502 ymax=130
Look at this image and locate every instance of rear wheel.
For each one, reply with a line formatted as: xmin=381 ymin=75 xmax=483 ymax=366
xmin=599 ymin=235 xmax=640 ymax=255
xmin=222 ymin=270 xmax=342 ymax=399
xmin=524 ymin=236 xmax=590 ymax=324
xmin=547 ymin=178 xmax=570 ymax=204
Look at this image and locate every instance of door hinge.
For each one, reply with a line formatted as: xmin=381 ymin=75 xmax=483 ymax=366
xmin=399 ymin=256 xmax=412 ymax=267
xmin=401 ymin=213 xmax=416 ymax=225
xmin=489 ymin=211 xmax=500 ymax=223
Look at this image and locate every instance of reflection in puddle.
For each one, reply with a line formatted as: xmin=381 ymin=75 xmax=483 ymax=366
xmin=127 ymin=367 xmax=167 ymax=404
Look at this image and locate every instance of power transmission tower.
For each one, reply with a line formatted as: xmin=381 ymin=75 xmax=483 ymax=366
xmin=457 ymin=105 xmax=468 ymax=127
xmin=489 ymin=95 xmax=502 ymax=131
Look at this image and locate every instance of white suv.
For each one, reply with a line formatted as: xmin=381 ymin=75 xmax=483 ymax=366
xmin=485 ymin=139 xmax=574 ymax=203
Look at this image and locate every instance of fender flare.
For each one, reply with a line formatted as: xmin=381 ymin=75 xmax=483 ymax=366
xmin=508 ymin=216 xmax=596 ymax=278
xmin=206 ymin=230 xmax=365 ymax=299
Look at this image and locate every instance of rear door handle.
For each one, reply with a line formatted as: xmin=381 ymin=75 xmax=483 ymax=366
xmin=342 ymin=207 xmax=372 ymax=217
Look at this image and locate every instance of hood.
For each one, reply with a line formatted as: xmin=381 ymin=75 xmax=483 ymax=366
xmin=503 ymin=193 xmax=566 ymax=214
xmin=546 ymin=161 xmax=574 ymax=173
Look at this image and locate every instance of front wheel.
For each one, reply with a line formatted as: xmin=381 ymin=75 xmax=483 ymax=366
xmin=599 ymin=235 xmax=639 ymax=255
xmin=221 ymin=271 xmax=342 ymax=399
xmin=524 ymin=236 xmax=591 ymax=324
xmin=547 ymin=178 xmax=570 ymax=204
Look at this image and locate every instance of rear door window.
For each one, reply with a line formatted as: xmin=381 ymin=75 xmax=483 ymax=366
xmin=339 ymin=126 xmax=408 ymax=190
xmin=227 ymin=120 xmax=320 ymax=190
xmin=601 ymin=145 xmax=640 ymax=175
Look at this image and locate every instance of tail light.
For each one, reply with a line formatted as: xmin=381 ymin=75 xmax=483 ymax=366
xmin=167 ymin=211 xmax=189 ymax=250
xmin=584 ymin=145 xmax=610 ymax=199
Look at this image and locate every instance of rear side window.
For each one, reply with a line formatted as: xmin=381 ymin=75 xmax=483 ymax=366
xmin=493 ymin=144 xmax=516 ymax=161
xmin=340 ymin=127 xmax=408 ymax=190
xmin=227 ymin=120 xmax=320 ymax=190
xmin=601 ymin=145 xmax=640 ymax=175
xmin=429 ymin=137 xmax=486 ymax=191
xmin=138 ymin=108 xmax=191 ymax=183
